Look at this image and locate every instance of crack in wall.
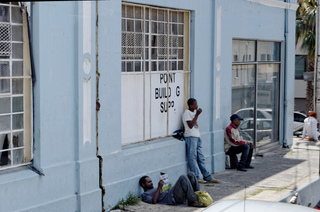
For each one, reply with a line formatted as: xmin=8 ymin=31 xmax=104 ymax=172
xmin=95 ymin=1 xmax=106 ymax=211
xmin=96 ymin=73 xmax=105 ymax=211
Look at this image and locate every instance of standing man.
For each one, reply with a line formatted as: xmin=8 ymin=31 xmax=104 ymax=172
xmin=302 ymin=111 xmax=319 ymax=141
xmin=225 ymin=114 xmax=254 ymax=172
xmin=182 ymin=98 xmax=219 ymax=183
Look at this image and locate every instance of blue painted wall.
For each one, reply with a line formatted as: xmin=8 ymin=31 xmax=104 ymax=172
xmin=0 ymin=0 xmax=296 ymax=211
xmin=0 ymin=2 xmax=101 ymax=211
xmin=98 ymin=0 xmax=296 ymax=210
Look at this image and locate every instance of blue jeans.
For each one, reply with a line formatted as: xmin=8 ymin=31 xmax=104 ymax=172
xmin=185 ymin=136 xmax=212 ymax=181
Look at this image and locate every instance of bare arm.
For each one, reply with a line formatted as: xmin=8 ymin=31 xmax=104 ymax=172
xmin=186 ymin=108 xmax=202 ymax=129
xmin=152 ymin=180 xmax=164 ymax=204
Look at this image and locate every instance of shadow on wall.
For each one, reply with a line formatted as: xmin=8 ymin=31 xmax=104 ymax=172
xmin=0 ymin=134 xmax=9 ymax=166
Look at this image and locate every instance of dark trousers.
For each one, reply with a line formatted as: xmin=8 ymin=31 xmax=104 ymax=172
xmin=171 ymin=172 xmax=199 ymax=204
xmin=226 ymin=144 xmax=253 ymax=168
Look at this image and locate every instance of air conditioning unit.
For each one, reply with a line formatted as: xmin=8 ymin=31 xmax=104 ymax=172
xmin=303 ymin=72 xmax=314 ymax=81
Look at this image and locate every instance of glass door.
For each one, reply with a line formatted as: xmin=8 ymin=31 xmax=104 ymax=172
xmin=232 ymin=40 xmax=280 ymax=148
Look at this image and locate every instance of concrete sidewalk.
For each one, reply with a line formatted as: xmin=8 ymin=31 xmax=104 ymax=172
xmin=121 ymin=137 xmax=320 ymax=212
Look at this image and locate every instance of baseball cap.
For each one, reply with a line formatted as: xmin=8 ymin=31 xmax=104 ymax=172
xmin=230 ymin=114 xmax=243 ymax=121
xmin=309 ymin=111 xmax=316 ymax=116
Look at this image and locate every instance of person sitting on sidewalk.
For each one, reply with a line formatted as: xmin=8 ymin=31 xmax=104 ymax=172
xmin=224 ymin=114 xmax=254 ymax=172
xmin=302 ymin=111 xmax=319 ymax=142
xmin=139 ymin=172 xmax=204 ymax=207
xmin=182 ymin=98 xmax=219 ymax=184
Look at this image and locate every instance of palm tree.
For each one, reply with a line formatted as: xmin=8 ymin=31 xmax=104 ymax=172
xmin=296 ymin=0 xmax=316 ymax=113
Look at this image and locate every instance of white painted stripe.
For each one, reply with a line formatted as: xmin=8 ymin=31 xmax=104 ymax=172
xmin=217 ymin=5 xmax=221 ymax=58
xmin=83 ymin=1 xmax=91 ymax=55
xmin=83 ymin=78 xmax=92 ymax=145
xmin=216 ymin=74 xmax=221 ymax=119
xmin=247 ymin=0 xmax=299 ymax=10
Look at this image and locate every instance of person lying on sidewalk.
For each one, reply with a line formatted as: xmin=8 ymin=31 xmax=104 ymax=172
xmin=224 ymin=114 xmax=254 ymax=172
xmin=302 ymin=111 xmax=319 ymax=142
xmin=139 ymin=172 xmax=204 ymax=207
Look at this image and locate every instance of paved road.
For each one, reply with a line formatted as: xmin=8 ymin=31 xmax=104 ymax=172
xmin=118 ymin=138 xmax=320 ymax=212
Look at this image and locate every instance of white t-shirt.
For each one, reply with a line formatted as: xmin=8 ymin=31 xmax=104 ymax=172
xmin=182 ymin=109 xmax=200 ymax=138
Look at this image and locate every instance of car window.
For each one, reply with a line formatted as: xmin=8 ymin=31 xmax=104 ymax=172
xmin=241 ymin=120 xmax=273 ymax=130
xmin=240 ymin=120 xmax=253 ymax=130
xmin=249 ymin=120 xmax=254 ymax=129
xmin=263 ymin=121 xmax=271 ymax=129
xmin=257 ymin=111 xmax=265 ymax=118
xmin=294 ymin=113 xmax=306 ymax=122
xmin=239 ymin=121 xmax=248 ymax=130
xmin=259 ymin=120 xmax=271 ymax=130
xmin=237 ymin=110 xmax=253 ymax=119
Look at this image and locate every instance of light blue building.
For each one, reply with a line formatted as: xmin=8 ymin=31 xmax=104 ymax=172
xmin=0 ymin=0 xmax=297 ymax=211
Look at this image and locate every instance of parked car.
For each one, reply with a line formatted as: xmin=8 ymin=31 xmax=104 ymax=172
xmin=239 ymin=131 xmax=253 ymax=142
xmin=293 ymin=111 xmax=307 ymax=134
xmin=235 ymin=107 xmax=272 ymax=119
xmin=203 ymin=199 xmax=316 ymax=212
xmin=235 ymin=108 xmax=307 ymax=136
xmin=238 ymin=118 xmax=272 ymax=142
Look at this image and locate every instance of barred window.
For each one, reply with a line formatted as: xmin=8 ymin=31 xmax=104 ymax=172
xmin=121 ymin=3 xmax=190 ymax=145
xmin=0 ymin=3 xmax=32 ymax=170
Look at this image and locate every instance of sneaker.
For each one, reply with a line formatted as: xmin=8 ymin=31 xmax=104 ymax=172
xmin=237 ymin=167 xmax=247 ymax=172
xmin=198 ymin=179 xmax=207 ymax=184
xmin=188 ymin=200 xmax=204 ymax=207
xmin=206 ymin=178 xmax=219 ymax=183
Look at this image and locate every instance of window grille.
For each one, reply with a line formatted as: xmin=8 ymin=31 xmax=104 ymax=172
xmin=121 ymin=4 xmax=186 ymax=72
xmin=121 ymin=32 xmax=143 ymax=60
xmin=0 ymin=23 xmax=11 ymax=56
xmin=121 ymin=3 xmax=190 ymax=145
xmin=0 ymin=3 xmax=32 ymax=170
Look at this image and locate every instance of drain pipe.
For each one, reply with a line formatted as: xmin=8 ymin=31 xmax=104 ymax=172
xmin=314 ymin=0 xmax=319 ymax=124
xmin=282 ymin=0 xmax=289 ymax=148
xmin=315 ymin=0 xmax=320 ymax=177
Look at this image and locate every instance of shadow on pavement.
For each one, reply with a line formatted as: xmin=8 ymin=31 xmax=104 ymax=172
xmin=203 ymin=146 xmax=306 ymax=202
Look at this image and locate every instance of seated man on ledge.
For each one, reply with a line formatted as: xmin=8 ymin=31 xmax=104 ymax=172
xmin=139 ymin=172 xmax=204 ymax=207
xmin=224 ymin=114 xmax=254 ymax=172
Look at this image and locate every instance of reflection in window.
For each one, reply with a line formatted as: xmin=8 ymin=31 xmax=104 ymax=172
xmin=232 ymin=39 xmax=280 ymax=146
xmin=295 ymin=55 xmax=308 ymax=79
xmin=232 ymin=40 xmax=255 ymax=62
xmin=257 ymin=41 xmax=280 ymax=62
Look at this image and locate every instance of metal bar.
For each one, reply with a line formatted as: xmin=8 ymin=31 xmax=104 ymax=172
xmin=166 ymin=9 xmax=169 ymax=135
xmin=314 ymin=0 xmax=319 ymax=114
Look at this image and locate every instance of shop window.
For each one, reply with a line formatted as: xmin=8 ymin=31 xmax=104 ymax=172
xmin=295 ymin=55 xmax=308 ymax=79
xmin=0 ymin=3 xmax=32 ymax=170
xmin=232 ymin=40 xmax=280 ymax=145
xmin=121 ymin=3 xmax=190 ymax=145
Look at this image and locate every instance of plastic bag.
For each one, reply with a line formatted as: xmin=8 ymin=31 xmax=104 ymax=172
xmin=195 ymin=191 xmax=213 ymax=207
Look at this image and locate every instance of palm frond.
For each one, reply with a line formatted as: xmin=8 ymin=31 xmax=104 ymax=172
xmin=295 ymin=0 xmax=316 ymax=59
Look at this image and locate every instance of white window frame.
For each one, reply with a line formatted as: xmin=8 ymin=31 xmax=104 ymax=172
xmin=0 ymin=2 xmax=32 ymax=170
xmin=121 ymin=3 xmax=190 ymax=145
